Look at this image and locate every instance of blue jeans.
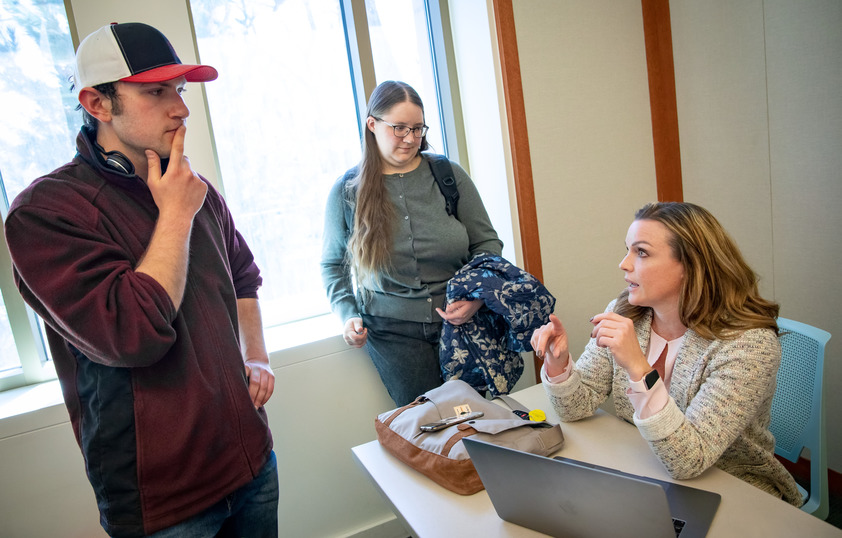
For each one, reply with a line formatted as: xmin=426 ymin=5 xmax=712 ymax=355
xmin=147 ymin=451 xmax=279 ymax=538
xmin=362 ymin=314 xmax=444 ymax=406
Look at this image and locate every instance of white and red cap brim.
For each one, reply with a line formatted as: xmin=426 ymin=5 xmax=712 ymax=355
xmin=74 ymin=22 xmax=217 ymax=96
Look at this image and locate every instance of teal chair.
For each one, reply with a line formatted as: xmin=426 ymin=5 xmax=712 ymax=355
xmin=770 ymin=317 xmax=831 ymax=520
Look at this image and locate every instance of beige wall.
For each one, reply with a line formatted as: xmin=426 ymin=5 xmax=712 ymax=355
xmin=670 ymin=0 xmax=842 ymax=472
xmin=515 ymin=0 xmax=841 ymax=472
xmin=670 ymin=2 xmax=775 ymax=293
xmin=512 ymin=0 xmax=658 ymax=359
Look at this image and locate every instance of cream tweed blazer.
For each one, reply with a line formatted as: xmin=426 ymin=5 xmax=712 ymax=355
xmin=543 ymin=301 xmax=802 ymax=506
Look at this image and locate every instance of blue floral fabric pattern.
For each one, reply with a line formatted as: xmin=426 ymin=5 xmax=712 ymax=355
xmin=439 ymin=254 xmax=556 ymax=396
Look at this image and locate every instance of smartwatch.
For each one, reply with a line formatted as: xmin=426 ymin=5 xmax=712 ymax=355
xmin=643 ymin=368 xmax=660 ymax=390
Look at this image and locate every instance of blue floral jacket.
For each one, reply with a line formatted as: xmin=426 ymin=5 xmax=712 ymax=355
xmin=439 ymin=254 xmax=556 ymax=396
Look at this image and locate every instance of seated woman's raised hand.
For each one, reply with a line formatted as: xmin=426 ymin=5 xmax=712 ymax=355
xmin=589 ymin=312 xmax=649 ymax=381
xmin=531 ymin=314 xmax=571 ymax=377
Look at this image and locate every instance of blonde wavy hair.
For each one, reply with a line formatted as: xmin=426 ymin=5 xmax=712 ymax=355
xmin=346 ymin=81 xmax=429 ymax=290
xmin=613 ymin=202 xmax=779 ymax=339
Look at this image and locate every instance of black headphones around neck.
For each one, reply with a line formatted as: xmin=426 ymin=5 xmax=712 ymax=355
xmin=93 ymin=140 xmax=135 ymax=175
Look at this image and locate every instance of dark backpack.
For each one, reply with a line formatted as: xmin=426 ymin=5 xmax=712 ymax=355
xmin=341 ymin=153 xmax=459 ymax=233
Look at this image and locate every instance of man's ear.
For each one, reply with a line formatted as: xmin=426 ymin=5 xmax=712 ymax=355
xmin=78 ymin=87 xmax=112 ymax=122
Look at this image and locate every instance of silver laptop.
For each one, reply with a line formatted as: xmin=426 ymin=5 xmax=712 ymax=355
xmin=463 ymin=438 xmax=720 ymax=538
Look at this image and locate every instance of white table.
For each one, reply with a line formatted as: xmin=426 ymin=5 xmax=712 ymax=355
xmin=352 ymin=383 xmax=842 ymax=537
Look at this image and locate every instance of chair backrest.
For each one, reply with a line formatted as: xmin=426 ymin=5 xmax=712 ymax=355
xmin=769 ymin=317 xmax=831 ymax=519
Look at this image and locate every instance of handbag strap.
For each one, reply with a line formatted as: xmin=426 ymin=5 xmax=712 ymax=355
xmin=383 ymin=397 xmax=426 ymax=427
xmin=494 ymin=394 xmax=529 ymax=413
xmin=443 ymin=426 xmax=477 ymax=456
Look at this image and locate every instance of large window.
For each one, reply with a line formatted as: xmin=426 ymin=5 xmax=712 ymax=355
xmin=189 ymin=0 xmax=456 ymax=344
xmin=365 ymin=0 xmax=445 ymax=153
xmin=0 ymin=0 xmax=465 ymax=389
xmin=190 ymin=0 xmax=361 ymax=333
xmin=0 ymin=0 xmax=79 ymax=390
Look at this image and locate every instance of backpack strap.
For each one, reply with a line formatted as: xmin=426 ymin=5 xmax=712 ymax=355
xmin=425 ymin=153 xmax=459 ymax=219
xmin=340 ymin=166 xmax=359 ymax=235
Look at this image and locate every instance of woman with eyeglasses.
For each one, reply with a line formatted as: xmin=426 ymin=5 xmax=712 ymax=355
xmin=321 ymin=80 xmax=502 ymax=406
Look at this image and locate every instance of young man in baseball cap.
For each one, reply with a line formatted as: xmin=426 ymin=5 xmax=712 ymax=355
xmin=4 ymin=22 xmax=278 ymax=537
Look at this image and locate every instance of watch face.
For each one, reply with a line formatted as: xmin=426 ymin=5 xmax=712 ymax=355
xmin=644 ymin=369 xmax=660 ymax=390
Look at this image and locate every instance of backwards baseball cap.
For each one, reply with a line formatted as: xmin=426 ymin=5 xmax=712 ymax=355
xmin=74 ymin=22 xmax=218 ymax=95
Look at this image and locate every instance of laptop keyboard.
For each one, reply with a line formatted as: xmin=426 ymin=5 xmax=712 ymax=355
xmin=673 ymin=517 xmax=686 ymax=536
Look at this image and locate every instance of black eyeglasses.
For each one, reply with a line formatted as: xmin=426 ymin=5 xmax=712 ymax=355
xmin=374 ymin=118 xmax=429 ymax=138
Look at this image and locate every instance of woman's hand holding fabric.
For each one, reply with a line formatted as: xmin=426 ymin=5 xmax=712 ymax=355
xmin=436 ymin=299 xmax=483 ymax=326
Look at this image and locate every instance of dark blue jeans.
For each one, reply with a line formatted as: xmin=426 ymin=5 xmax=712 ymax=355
xmin=362 ymin=314 xmax=444 ymax=406
xmin=146 ymin=451 xmax=279 ymax=538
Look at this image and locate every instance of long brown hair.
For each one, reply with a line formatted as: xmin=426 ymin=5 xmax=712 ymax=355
xmin=346 ymin=81 xmax=429 ymax=289
xmin=614 ymin=202 xmax=779 ymax=339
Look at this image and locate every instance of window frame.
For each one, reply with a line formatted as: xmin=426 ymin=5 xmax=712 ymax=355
xmin=0 ymin=0 xmax=471 ymax=393
xmin=341 ymin=0 xmax=467 ymax=163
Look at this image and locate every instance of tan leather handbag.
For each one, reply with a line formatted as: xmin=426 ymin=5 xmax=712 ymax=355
xmin=375 ymin=379 xmax=564 ymax=495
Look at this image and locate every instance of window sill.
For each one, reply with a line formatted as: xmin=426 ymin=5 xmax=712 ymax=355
xmin=263 ymin=313 xmax=344 ymax=360
xmin=0 ymin=380 xmax=67 ymax=440
xmin=0 ymin=314 xmax=346 ymax=440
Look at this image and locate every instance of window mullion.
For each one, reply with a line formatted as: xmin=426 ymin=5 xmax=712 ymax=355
xmin=425 ymin=0 xmax=466 ymax=165
xmin=341 ymin=0 xmax=378 ymax=135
